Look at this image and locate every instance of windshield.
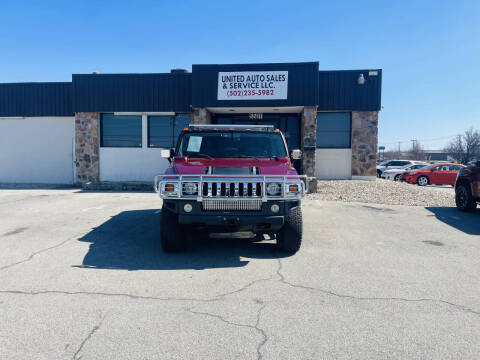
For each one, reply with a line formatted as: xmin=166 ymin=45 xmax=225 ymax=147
xmin=177 ymin=131 xmax=288 ymax=158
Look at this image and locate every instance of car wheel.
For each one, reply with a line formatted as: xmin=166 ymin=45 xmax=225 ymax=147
xmin=394 ymin=174 xmax=402 ymax=181
xmin=417 ymin=176 xmax=429 ymax=186
xmin=276 ymin=206 xmax=302 ymax=254
xmin=455 ymin=184 xmax=477 ymax=212
xmin=377 ymin=170 xmax=382 ymax=178
xmin=160 ymin=207 xmax=186 ymax=252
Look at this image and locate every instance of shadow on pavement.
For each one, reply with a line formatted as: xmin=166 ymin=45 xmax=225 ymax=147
xmin=425 ymin=206 xmax=480 ymax=235
xmin=76 ymin=209 xmax=289 ymax=270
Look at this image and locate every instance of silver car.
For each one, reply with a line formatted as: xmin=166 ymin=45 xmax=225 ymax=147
xmin=381 ymin=162 xmax=429 ymax=181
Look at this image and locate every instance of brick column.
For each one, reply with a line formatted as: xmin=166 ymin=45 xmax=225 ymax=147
xmin=301 ymin=106 xmax=318 ymax=192
xmin=191 ymin=108 xmax=212 ymax=124
xmin=75 ymin=112 xmax=99 ymax=185
xmin=351 ymin=111 xmax=378 ymax=179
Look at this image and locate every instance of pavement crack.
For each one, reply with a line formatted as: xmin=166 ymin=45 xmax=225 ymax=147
xmin=188 ymin=304 xmax=268 ymax=360
xmin=0 ymin=231 xmax=84 ymax=271
xmin=72 ymin=314 xmax=105 ymax=360
xmin=210 ymin=276 xmax=273 ymax=301
xmin=276 ymin=259 xmax=480 ymax=316
xmin=254 ymin=304 xmax=268 ymax=360
xmin=0 ymin=289 xmax=207 ymax=302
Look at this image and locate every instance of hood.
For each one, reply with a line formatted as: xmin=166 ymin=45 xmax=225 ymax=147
xmin=172 ymin=157 xmax=297 ymax=175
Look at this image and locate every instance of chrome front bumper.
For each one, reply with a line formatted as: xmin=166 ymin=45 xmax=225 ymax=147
xmin=154 ymin=174 xmax=307 ymax=201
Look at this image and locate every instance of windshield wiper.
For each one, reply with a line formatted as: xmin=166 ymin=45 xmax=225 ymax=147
xmin=188 ymin=153 xmax=214 ymax=159
xmin=235 ymin=155 xmax=260 ymax=159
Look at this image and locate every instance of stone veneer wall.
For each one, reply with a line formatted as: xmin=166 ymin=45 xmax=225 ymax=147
xmin=191 ymin=108 xmax=212 ymax=124
xmin=75 ymin=112 xmax=99 ymax=185
xmin=351 ymin=111 xmax=378 ymax=178
xmin=301 ymin=106 xmax=318 ymax=192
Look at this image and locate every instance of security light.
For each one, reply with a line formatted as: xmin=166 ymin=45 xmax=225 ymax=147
xmin=357 ymin=73 xmax=365 ymax=85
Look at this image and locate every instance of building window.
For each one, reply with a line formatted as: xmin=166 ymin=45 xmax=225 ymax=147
xmin=100 ymin=113 xmax=142 ymax=147
xmin=316 ymin=112 xmax=351 ymax=149
xmin=148 ymin=114 xmax=190 ymax=148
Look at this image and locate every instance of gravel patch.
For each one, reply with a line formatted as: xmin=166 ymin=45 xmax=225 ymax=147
xmin=308 ymin=179 xmax=456 ymax=207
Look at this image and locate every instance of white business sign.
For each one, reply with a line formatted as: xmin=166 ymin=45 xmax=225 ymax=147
xmin=217 ymin=71 xmax=288 ymax=100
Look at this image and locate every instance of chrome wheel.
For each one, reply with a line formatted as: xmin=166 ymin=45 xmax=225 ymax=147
xmin=417 ymin=176 xmax=428 ymax=186
xmin=394 ymin=174 xmax=402 ymax=181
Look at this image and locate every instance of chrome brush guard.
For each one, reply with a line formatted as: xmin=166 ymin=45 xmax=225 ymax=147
xmin=154 ymin=175 xmax=307 ymax=201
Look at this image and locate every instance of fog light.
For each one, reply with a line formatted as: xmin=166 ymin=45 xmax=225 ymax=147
xmin=184 ymin=203 xmax=193 ymax=213
xmin=271 ymin=204 xmax=280 ymax=213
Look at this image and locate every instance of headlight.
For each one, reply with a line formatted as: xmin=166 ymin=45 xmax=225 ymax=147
xmin=182 ymin=182 xmax=198 ymax=195
xmin=266 ymin=182 xmax=282 ymax=196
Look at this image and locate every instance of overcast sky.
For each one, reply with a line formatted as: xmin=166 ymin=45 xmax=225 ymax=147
xmin=1 ymin=0 xmax=479 ymax=150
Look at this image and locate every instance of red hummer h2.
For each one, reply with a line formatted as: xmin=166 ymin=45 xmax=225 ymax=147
xmin=455 ymin=160 xmax=480 ymax=212
xmin=154 ymin=125 xmax=306 ymax=253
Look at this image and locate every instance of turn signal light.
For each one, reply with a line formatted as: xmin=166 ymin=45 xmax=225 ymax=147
xmin=164 ymin=183 xmax=175 ymax=192
xmin=289 ymin=184 xmax=299 ymax=192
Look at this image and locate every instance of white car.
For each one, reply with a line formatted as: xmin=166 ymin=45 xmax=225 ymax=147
xmin=376 ymin=160 xmax=415 ymax=177
xmin=381 ymin=162 xmax=428 ymax=181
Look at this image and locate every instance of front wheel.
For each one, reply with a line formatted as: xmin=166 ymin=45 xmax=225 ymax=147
xmin=160 ymin=208 xmax=186 ymax=252
xmin=276 ymin=206 xmax=302 ymax=254
xmin=456 ymin=184 xmax=477 ymax=212
xmin=394 ymin=174 xmax=402 ymax=181
xmin=417 ymin=176 xmax=429 ymax=186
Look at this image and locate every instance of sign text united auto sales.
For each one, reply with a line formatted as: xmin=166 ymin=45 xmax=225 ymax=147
xmin=217 ymin=71 xmax=288 ymax=100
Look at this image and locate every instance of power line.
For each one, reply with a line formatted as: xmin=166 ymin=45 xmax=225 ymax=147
xmin=380 ymin=134 xmax=458 ymax=146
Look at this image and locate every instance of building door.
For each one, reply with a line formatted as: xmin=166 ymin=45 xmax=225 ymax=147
xmin=212 ymin=113 xmax=302 ymax=172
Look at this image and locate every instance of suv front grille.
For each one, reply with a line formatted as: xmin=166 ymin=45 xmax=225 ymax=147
xmin=200 ymin=182 xmax=262 ymax=197
xmin=202 ymin=199 xmax=262 ymax=211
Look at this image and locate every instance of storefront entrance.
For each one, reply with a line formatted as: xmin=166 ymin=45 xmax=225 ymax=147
xmin=211 ymin=112 xmax=302 ymax=172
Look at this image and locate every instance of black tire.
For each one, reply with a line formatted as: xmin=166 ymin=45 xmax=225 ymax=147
xmin=276 ymin=206 xmax=302 ymax=253
xmin=456 ymin=184 xmax=477 ymax=212
xmin=394 ymin=174 xmax=402 ymax=181
xmin=160 ymin=207 xmax=186 ymax=252
xmin=417 ymin=175 xmax=429 ymax=186
xmin=377 ymin=170 xmax=382 ymax=178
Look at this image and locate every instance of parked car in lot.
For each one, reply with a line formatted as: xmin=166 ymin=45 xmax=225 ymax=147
xmin=455 ymin=161 xmax=480 ymax=212
xmin=376 ymin=160 xmax=418 ymax=178
xmin=403 ymin=163 xmax=466 ymax=186
xmin=381 ymin=162 xmax=428 ymax=181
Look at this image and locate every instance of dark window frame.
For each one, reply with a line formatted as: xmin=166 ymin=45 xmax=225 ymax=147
xmin=148 ymin=113 xmax=190 ymax=148
xmin=316 ymin=112 xmax=352 ymax=149
xmin=100 ymin=113 xmax=142 ymax=148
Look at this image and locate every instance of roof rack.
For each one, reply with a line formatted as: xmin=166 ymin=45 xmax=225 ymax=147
xmin=188 ymin=124 xmax=275 ymax=132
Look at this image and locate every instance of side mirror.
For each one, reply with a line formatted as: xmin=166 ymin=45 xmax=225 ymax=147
xmin=160 ymin=149 xmax=171 ymax=159
xmin=161 ymin=148 xmax=175 ymax=163
xmin=291 ymin=149 xmax=302 ymax=160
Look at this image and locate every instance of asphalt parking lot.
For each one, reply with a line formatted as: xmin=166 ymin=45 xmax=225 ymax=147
xmin=1 ymin=189 xmax=479 ymax=359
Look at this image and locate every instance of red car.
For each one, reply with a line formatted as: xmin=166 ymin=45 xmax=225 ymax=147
xmin=403 ymin=163 xmax=466 ymax=186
